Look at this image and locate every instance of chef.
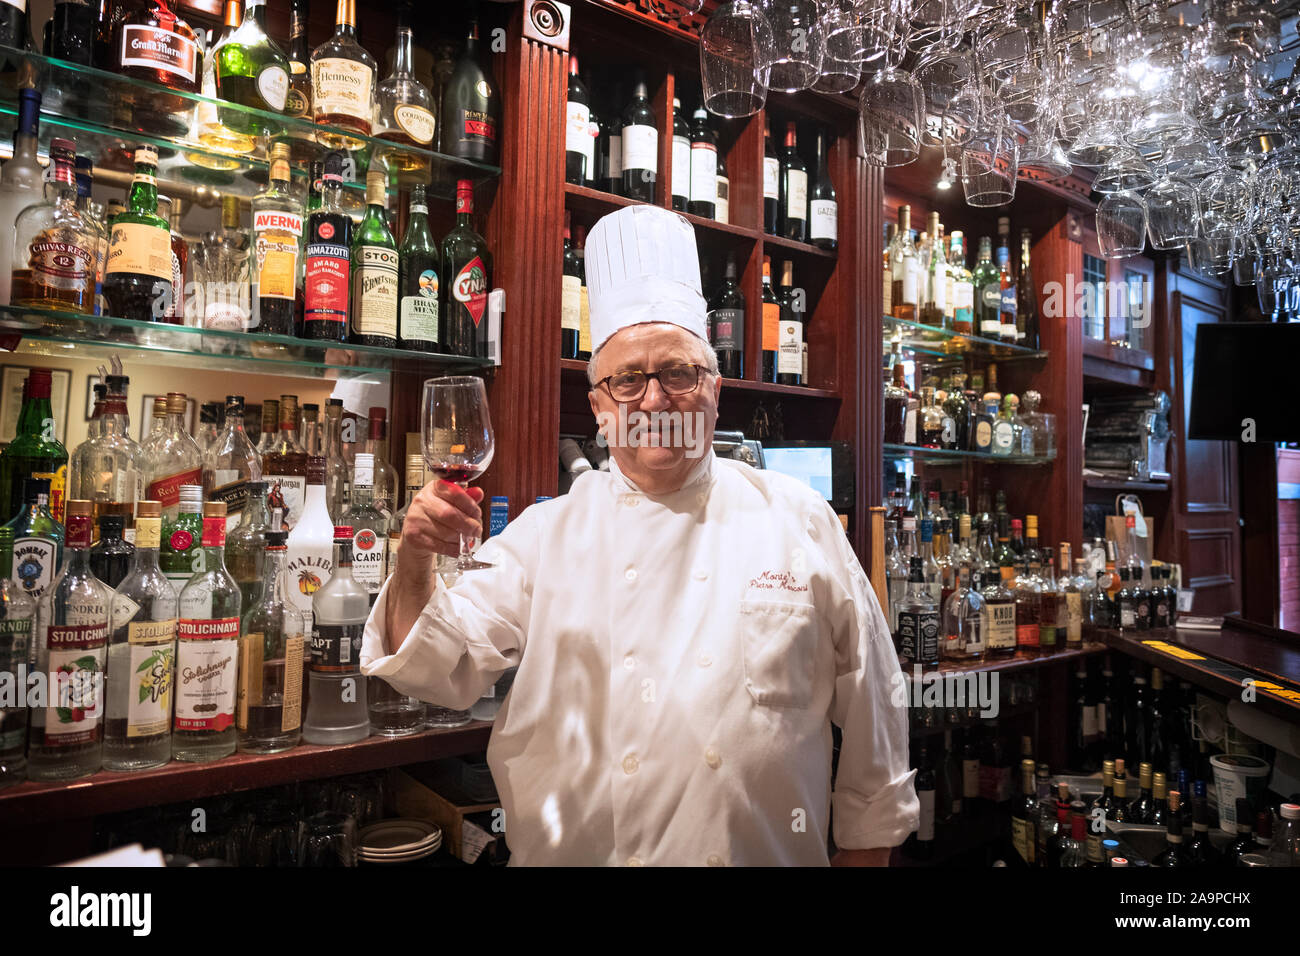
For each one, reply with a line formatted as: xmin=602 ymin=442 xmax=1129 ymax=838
xmin=361 ymin=205 xmax=918 ymax=866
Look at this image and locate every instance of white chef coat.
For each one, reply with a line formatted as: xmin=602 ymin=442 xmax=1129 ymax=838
xmin=361 ymin=450 xmax=919 ymax=866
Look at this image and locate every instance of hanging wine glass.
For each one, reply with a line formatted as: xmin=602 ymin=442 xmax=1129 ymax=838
xmin=859 ymin=67 xmax=924 ymax=167
xmin=757 ymin=0 xmax=824 ymax=93
xmin=701 ymin=0 xmax=775 ymax=117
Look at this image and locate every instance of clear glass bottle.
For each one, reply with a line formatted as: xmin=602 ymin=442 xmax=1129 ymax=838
xmin=374 ymin=13 xmax=435 ymax=175
xmin=11 ymin=138 xmax=98 ymax=311
xmin=202 ymin=395 xmax=261 ymax=532
xmin=29 ymin=500 xmax=110 ymax=780
xmin=256 ymin=398 xmax=279 ymax=457
xmin=237 ymin=528 xmax=304 ymax=754
xmin=884 ymin=517 xmax=907 ymax=638
xmin=942 ymin=565 xmax=986 ymax=661
xmin=70 ymin=372 xmax=142 ymax=539
xmin=286 ymin=457 xmax=334 ymax=635
xmin=310 ymin=0 xmax=378 ymax=149
xmin=262 ymin=394 xmax=307 ymax=529
xmin=303 ymin=525 xmax=370 ymax=744
xmin=144 ymin=391 xmax=204 ymax=524
xmin=192 ymin=195 xmax=251 ymax=331
xmin=981 ymin=565 xmax=1017 ymax=657
xmin=346 ymin=454 xmax=387 ymax=603
xmin=225 ymin=479 xmax=270 ymax=610
xmin=5 ymin=478 xmax=65 ymax=602
xmin=0 ymin=527 xmax=35 ymax=786
xmin=363 ymin=408 xmax=398 ymax=517
xmin=173 ymin=501 xmax=241 ymax=762
xmin=0 ymin=89 xmax=44 ymax=307
xmin=322 ymin=399 xmax=350 ymax=523
xmin=103 ymin=500 xmax=176 ymax=771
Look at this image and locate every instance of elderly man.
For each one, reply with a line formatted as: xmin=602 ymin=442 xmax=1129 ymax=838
xmin=362 ymin=205 xmax=917 ymax=866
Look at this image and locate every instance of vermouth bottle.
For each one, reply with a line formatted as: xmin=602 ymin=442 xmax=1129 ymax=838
xmin=215 ymin=0 xmax=291 ymax=137
xmin=29 ymin=500 xmax=110 ymax=780
xmin=374 ymin=14 xmax=437 ymax=174
xmin=237 ymin=529 xmax=304 ymax=754
xmin=0 ymin=528 xmax=35 ymax=787
xmin=397 ymin=185 xmax=441 ymax=354
xmin=302 ymin=525 xmax=369 ymax=744
xmin=202 ymin=395 xmax=261 ymax=531
xmin=303 ymin=152 xmax=352 ymax=342
xmin=103 ymin=501 xmax=176 ymax=771
xmin=173 ymin=502 xmax=241 ymax=762
xmin=350 ymin=170 xmax=399 ymax=348
xmin=143 ymin=391 xmax=203 ymax=524
xmin=250 ymin=142 xmax=303 ymax=336
xmin=310 ymin=0 xmax=378 ymax=148
xmin=441 ymin=17 xmax=500 ymax=165
xmin=441 ymin=179 xmax=491 ymax=358
xmin=104 ymin=147 xmax=173 ymax=322
xmin=347 ymin=454 xmax=387 ymax=604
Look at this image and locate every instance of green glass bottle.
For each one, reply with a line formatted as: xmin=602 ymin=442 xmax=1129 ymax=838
xmin=0 ymin=368 xmax=69 ymax=526
xmin=397 ymin=184 xmax=441 ymax=354
xmin=215 ymin=0 xmax=291 ymax=136
xmin=103 ymin=147 xmax=171 ymax=322
xmin=972 ymin=236 xmax=1001 ymax=340
xmin=350 ymin=169 xmax=398 ymax=348
xmin=160 ymin=485 xmax=205 ymax=592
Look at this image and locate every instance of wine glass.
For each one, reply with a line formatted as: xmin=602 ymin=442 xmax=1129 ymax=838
xmin=421 ymin=376 xmax=496 ymax=572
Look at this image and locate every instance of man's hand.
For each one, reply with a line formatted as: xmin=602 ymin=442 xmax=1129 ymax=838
xmin=831 ymin=847 xmax=891 ymax=867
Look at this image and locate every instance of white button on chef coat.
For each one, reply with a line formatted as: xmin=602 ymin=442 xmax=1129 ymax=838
xmin=362 ymin=451 xmax=919 ymax=866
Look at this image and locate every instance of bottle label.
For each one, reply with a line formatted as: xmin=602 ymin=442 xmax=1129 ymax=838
xmin=974 ymin=419 xmax=992 ymax=450
xmin=671 ymin=135 xmax=691 ymax=198
xmin=962 ymin=759 xmax=979 ymax=799
xmin=254 ymin=211 xmax=303 ymax=302
xmin=897 ymin=609 xmax=939 ymax=663
xmin=29 ymin=239 xmax=96 ymax=295
xmin=124 ymin=623 xmax=175 ymax=738
xmin=1067 ymin=592 xmax=1083 ymax=640
xmin=902 ymin=257 xmax=919 ymax=306
xmin=1011 ymin=816 xmax=1032 ymax=863
xmin=904 ymin=407 xmax=917 ymax=445
xmin=257 ymin=65 xmax=289 ymax=111
xmin=286 ymin=553 xmax=332 ymax=630
xmin=992 ymin=421 xmax=1014 ymax=452
xmin=305 ymin=240 xmax=350 ymax=325
xmin=147 ymin=468 xmax=203 ymax=510
xmin=622 ymin=123 xmax=657 ymax=173
xmin=1000 ymin=288 xmax=1018 ymax=316
xmin=395 ymin=104 xmax=435 ymax=145
xmin=311 ymin=57 xmax=374 ymax=123
xmin=459 ymin=105 xmax=496 ymax=143
xmin=452 ymin=255 xmax=488 ymax=326
xmin=208 ymin=478 xmax=250 ymax=530
xmin=689 ymin=142 xmax=716 ymax=205
xmin=565 ymin=101 xmax=593 ymax=166
xmin=310 ymin=621 xmax=362 ymax=671
xmin=400 ymin=273 xmax=440 ymax=343
xmin=1082 ymin=704 xmax=1099 ymax=739
xmin=986 ymin=601 xmax=1017 ymax=649
xmin=120 ymin=24 xmax=199 ymax=84
xmin=0 ymin=618 xmax=32 ymax=669
xmin=809 ymin=199 xmax=836 ymax=240
xmin=607 ymin=134 xmax=622 ymax=177
xmin=1121 ymin=605 xmax=1136 ymax=626
xmin=352 ymin=528 xmax=385 ymax=593
xmin=167 ymin=247 xmax=182 ymax=319
xmin=44 ymin=623 xmax=107 ymax=746
xmin=1016 ymin=620 xmax=1039 ymax=647
xmin=917 ymin=788 xmax=935 ymax=841
xmin=785 ymin=169 xmax=807 ymax=220
xmin=263 ymin=475 xmax=306 ymax=529
xmin=709 ymin=307 xmax=742 ymax=352
xmin=715 ymin=176 xmax=729 ymax=224
xmin=762 ymin=301 xmax=780 ymax=352
xmin=106 ymin=222 xmax=172 ymax=281
xmin=237 ymin=632 xmax=305 ymax=732
xmin=561 ymin=275 xmax=581 ymax=331
xmin=352 ymin=246 xmax=399 ymax=338
xmin=285 ymin=85 xmax=310 ymax=120
xmin=763 ymin=156 xmax=780 ymax=201
xmin=174 ymin=618 xmax=239 ymax=731
xmin=578 ymin=285 xmax=591 ymax=353
xmin=12 ymin=537 xmax=56 ymax=599
xmin=930 ymin=265 xmax=947 ymax=312
xmin=777 ymin=319 xmax=803 ymax=374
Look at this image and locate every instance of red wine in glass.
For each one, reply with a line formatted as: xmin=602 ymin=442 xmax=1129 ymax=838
xmin=422 ymin=376 xmax=495 ymax=571
xmin=428 ymin=464 xmax=487 ymax=485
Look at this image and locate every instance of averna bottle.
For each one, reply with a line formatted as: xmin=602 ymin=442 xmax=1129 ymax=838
xmin=441 ymin=17 xmax=500 ymax=165
xmin=173 ymin=501 xmax=241 ymax=762
xmin=103 ymin=500 xmax=177 ymax=772
xmin=250 ymin=143 xmax=303 ymax=336
xmin=0 ymin=527 xmax=35 ymax=787
xmin=28 ymin=500 xmax=110 ymax=781
xmin=397 ymin=184 xmax=441 ymax=354
xmin=103 ymin=147 xmax=173 ymax=323
xmin=441 ymin=179 xmax=491 ymax=358
xmin=303 ymin=525 xmax=370 ymax=744
xmin=237 ymin=529 xmax=305 ymax=754
xmin=350 ymin=170 xmax=399 ymax=349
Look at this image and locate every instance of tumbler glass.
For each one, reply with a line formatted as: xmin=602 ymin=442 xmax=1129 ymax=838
xmin=299 ymin=811 xmax=357 ymax=867
xmin=859 ymin=67 xmax=923 ymax=167
xmin=1096 ymin=191 xmax=1149 ymax=259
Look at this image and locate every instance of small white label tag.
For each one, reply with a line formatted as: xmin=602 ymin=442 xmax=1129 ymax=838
xmin=1177 ymin=589 xmax=1194 ymax=613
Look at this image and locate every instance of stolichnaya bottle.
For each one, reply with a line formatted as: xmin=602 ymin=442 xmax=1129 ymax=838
xmin=103 ymin=501 xmax=176 ymax=771
xmin=303 ymin=525 xmax=369 ymax=744
xmin=0 ymin=528 xmax=35 ymax=786
xmin=28 ymin=500 xmax=110 ymax=780
xmin=237 ymin=529 xmax=304 ymax=753
xmin=173 ymin=502 xmax=241 ymax=762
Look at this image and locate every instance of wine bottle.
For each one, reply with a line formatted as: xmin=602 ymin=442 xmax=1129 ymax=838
xmin=603 ymin=83 xmax=624 ymax=196
xmin=762 ymin=117 xmax=779 ymax=235
xmin=621 ymin=77 xmax=658 ymax=202
xmin=760 ymin=256 xmax=779 ymax=383
xmin=709 ymin=254 xmax=744 ymax=379
xmin=565 ymin=55 xmax=594 ymax=186
xmin=350 ymin=170 xmax=399 ymax=349
xmin=688 ymin=105 xmax=717 ymax=220
xmin=808 ymin=128 xmax=837 ymax=250
xmin=442 ymin=17 xmax=500 ymax=165
xmin=397 ymin=184 xmax=441 ymax=354
xmin=776 ymin=260 xmax=803 ymax=386
xmin=670 ymin=97 xmax=691 ymax=211
xmin=561 ymin=211 xmax=581 ymax=359
xmin=778 ymin=121 xmax=807 ymax=241
xmin=441 ymin=179 xmax=492 ymax=358
xmin=715 ymin=150 xmax=730 ymax=225
xmin=0 ymin=0 xmax=25 ymax=52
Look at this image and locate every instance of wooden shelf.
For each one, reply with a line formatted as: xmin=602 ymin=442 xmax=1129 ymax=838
xmin=762 ymin=231 xmax=839 ymax=259
xmin=900 ymin=641 xmax=1109 ymax=679
xmin=1084 ymin=476 xmax=1170 ymax=492
xmin=0 ymin=723 xmax=492 ymax=825
xmin=1082 ymin=338 xmax=1157 ymax=388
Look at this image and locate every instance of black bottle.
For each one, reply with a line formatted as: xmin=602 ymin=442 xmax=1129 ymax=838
xmin=89 ymin=514 xmax=134 ymax=589
xmin=708 ymin=254 xmax=744 ymax=379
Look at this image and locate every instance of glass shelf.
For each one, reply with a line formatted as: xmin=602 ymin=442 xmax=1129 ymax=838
xmin=0 ymin=46 xmax=501 ymax=199
xmin=0 ymin=304 xmax=491 ymax=382
xmin=883 ymin=315 xmax=1048 ymax=362
xmin=883 ymin=442 xmax=1053 ymax=465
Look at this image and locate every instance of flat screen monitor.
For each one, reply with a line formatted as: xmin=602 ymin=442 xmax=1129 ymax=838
xmin=760 ymin=440 xmax=854 ymax=511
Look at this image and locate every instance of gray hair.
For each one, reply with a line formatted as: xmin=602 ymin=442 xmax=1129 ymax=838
xmin=587 ymin=332 xmax=720 ymax=387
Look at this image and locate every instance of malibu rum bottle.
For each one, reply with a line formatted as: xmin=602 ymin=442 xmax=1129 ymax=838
xmin=397 ymin=184 xmax=441 ymax=353
xmin=237 ymin=529 xmax=304 ymax=753
xmin=104 ymin=147 xmax=172 ymax=322
xmin=441 ymin=179 xmax=491 ymax=358
xmin=311 ymin=0 xmax=378 ymax=148
xmin=173 ymin=502 xmax=241 ymax=762
xmin=350 ymin=170 xmax=399 ymax=348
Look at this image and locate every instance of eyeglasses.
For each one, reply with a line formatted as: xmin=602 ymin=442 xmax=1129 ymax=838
xmin=596 ymin=364 xmax=706 ymax=402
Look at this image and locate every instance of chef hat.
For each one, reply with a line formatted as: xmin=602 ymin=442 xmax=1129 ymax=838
xmin=585 ymin=205 xmax=709 ymax=352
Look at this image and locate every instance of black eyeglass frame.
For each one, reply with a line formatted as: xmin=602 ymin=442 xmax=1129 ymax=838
xmin=593 ymin=363 xmax=710 ymax=401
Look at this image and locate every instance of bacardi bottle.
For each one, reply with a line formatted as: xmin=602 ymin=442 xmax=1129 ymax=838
xmin=347 ymin=454 xmax=387 ymax=604
xmin=103 ymin=501 xmax=176 ymax=771
xmin=286 ymin=457 xmax=334 ymax=634
xmin=173 ymin=501 xmax=241 ymax=762
xmin=303 ymin=525 xmax=369 ymax=744
xmin=237 ymin=529 xmax=304 ymax=753
xmin=0 ymin=528 xmax=35 ymax=786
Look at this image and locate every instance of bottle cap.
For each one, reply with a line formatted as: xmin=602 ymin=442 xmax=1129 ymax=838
xmin=203 ymin=502 xmax=227 ymax=518
xmin=166 ymin=392 xmax=188 ymax=415
xmin=1281 ymin=803 xmax=1300 ymax=821
xmin=67 ymin=499 xmax=92 ymax=517
xmin=334 ymin=525 xmax=353 ymax=540
xmin=134 ymin=145 xmax=158 ymax=166
xmin=179 ymin=485 xmax=203 ymax=508
xmin=137 ymin=501 xmax=161 ymax=518
xmin=262 ymin=530 xmax=288 ymax=547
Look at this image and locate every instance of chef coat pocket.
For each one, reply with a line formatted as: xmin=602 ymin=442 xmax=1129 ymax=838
xmin=739 ymin=600 xmax=817 ymax=708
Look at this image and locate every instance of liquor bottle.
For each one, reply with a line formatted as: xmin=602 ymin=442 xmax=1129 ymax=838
xmin=104 ymin=147 xmax=172 ymax=322
xmin=256 ymin=399 xmax=278 ymax=457
xmin=807 ymin=128 xmax=837 ymax=250
xmin=442 ymin=17 xmax=500 ymax=165
xmin=688 ymin=104 xmax=718 ymax=219
xmin=250 ymin=143 xmax=303 ymax=336
xmin=396 ymin=185 xmax=442 ymax=354
xmin=6 ymin=479 xmax=64 ymax=603
xmin=970 ymin=236 xmax=998 ymax=339
xmin=670 ymin=97 xmax=690 ymax=211
xmin=572 ymin=225 xmax=593 ymax=360
xmin=237 ymin=528 xmax=305 ymax=753
xmin=193 ymin=0 xmax=247 ymax=162
xmin=1017 ymin=229 xmax=1038 ymax=349
xmin=778 ymin=122 xmax=807 ymax=241
xmin=715 ymin=150 xmax=730 ymax=225
xmin=1151 ymin=772 xmax=1170 ymax=825
xmin=0 ymin=369 xmax=70 ymax=526
xmin=282 ymin=0 xmax=314 ymax=164
xmin=1093 ymin=760 xmax=1116 ymax=816
xmin=141 ymin=392 xmax=202 ymax=524
xmin=89 ymin=514 xmax=133 ymax=588
xmin=776 ymin=260 xmax=803 ymax=386
xmin=1107 ymin=759 xmax=1130 ymax=822
xmin=561 ymin=212 xmax=581 ymax=359
xmin=28 ymin=501 xmax=110 ymax=780
xmin=0 ymin=527 xmax=34 ymax=786
xmin=114 ymin=0 xmax=201 ymax=135
xmin=194 ymin=402 xmax=222 ymax=456
xmin=897 ymin=556 xmax=939 ymax=668
xmin=362 ymin=408 xmax=398 ymax=516
xmin=350 ymin=170 xmax=399 ymax=348
xmin=942 ymin=565 xmax=985 ymax=661
xmin=762 ymin=118 xmax=780 ymax=234
xmin=322 ymin=401 xmax=350 ymax=522
xmin=602 ymin=84 xmax=624 ymax=196
xmin=347 ymin=454 xmax=387 ymax=604
xmin=311 ymin=0 xmax=378 ymax=147
xmin=286 ymin=457 xmax=334 ymax=634
xmin=11 ymin=138 xmax=97 ymax=311
xmin=102 ymin=501 xmax=175 ymax=771
xmin=565 ymin=55 xmax=594 ymax=186
xmin=216 ymin=0 xmax=290 ymax=138
xmin=912 ymin=746 xmax=935 ymax=860
xmin=961 ymin=732 xmax=980 ymax=812
xmin=202 ymin=396 xmax=261 ymax=531
xmin=304 ymin=151 xmax=352 ymax=341
xmin=303 ymin=525 xmax=370 ymax=744
xmin=709 ymin=254 xmax=744 ymax=379
xmin=1225 ymin=799 xmax=1256 ymax=864
xmin=997 ymin=239 xmax=1017 ymax=344
xmin=1038 ymin=555 xmax=1059 ymax=652
xmin=758 ymin=256 xmax=782 ymax=383
xmin=0 ymin=90 xmax=44 ymax=307
xmin=1011 ymin=758 xmax=1037 ymax=865
xmin=160 ymin=196 xmax=185 ymax=324
xmin=621 ymin=77 xmax=658 ymax=202
xmin=373 ymin=16 xmax=436 ymax=173
xmin=159 ymin=484 xmax=202 ymax=592
xmin=1185 ymin=798 xmax=1220 ymax=867
xmin=882 ymin=223 xmax=894 ymax=318
xmin=441 ymin=179 xmax=492 ymax=358
xmin=1013 ymin=544 xmax=1041 ymax=654
xmin=0 ymin=0 xmax=25 ymax=51
xmin=921 ymin=212 xmax=947 ymax=328
xmin=226 ymin=479 xmax=270 ymax=609
xmin=173 ymin=502 xmax=240 ymax=762
xmin=1115 ymin=567 xmax=1139 ymax=630
xmin=1055 ymin=814 xmax=1087 ymax=868
xmin=261 ymin=395 xmax=308 ymax=529
xmin=1128 ymin=761 xmax=1155 ymax=823
xmin=890 ymin=207 xmax=919 ymax=321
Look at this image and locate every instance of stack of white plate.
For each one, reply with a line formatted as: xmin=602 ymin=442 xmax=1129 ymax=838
xmin=357 ymin=820 xmax=443 ymax=865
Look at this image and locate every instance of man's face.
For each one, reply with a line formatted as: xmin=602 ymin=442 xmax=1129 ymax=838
xmin=588 ymin=323 xmax=721 ymax=493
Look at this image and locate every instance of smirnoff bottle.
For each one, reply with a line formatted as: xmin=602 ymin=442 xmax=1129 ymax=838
xmin=144 ymin=392 xmax=204 ymax=523
xmin=303 ymin=525 xmax=369 ymax=744
xmin=0 ymin=528 xmax=35 ymax=786
xmin=103 ymin=501 xmax=177 ymax=771
xmin=29 ymin=500 xmax=110 ymax=780
xmin=285 ymin=456 xmax=334 ymax=634
xmin=173 ymin=502 xmax=241 ymax=762
xmin=347 ymin=454 xmax=387 ymax=604
xmin=237 ymin=529 xmax=305 ymax=753
xmin=202 ymin=395 xmax=262 ymax=531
